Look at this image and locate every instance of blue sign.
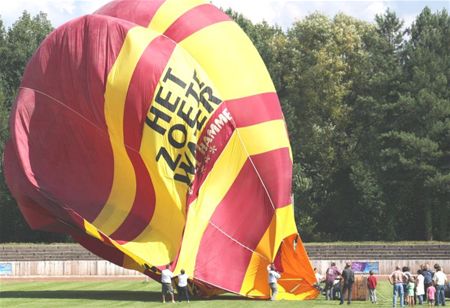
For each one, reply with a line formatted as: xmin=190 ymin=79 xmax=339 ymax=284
xmin=0 ymin=263 xmax=13 ymax=275
xmin=351 ymin=261 xmax=379 ymax=274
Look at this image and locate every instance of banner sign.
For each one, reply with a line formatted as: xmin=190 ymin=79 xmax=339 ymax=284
xmin=351 ymin=261 xmax=379 ymax=274
xmin=0 ymin=263 xmax=12 ymax=275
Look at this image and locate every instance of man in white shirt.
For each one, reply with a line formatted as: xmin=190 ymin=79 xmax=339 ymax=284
xmin=315 ymin=268 xmax=323 ymax=283
xmin=177 ymin=269 xmax=190 ymax=303
xmin=433 ymin=265 xmax=448 ymax=306
xmin=314 ymin=268 xmax=324 ymax=291
xmin=161 ymin=264 xmax=175 ymax=303
xmin=268 ymin=263 xmax=281 ymax=301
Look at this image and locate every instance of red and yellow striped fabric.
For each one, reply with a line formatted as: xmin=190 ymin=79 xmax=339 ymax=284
xmin=4 ymin=0 xmax=318 ymax=300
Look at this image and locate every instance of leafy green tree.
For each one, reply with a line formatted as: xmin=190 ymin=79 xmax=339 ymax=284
xmin=343 ymin=9 xmax=406 ymax=240
xmin=0 ymin=11 xmax=52 ymax=107
xmin=0 ymin=17 xmax=7 ymax=107
xmin=0 ymin=12 xmax=69 ymax=243
xmin=380 ymin=7 xmax=450 ymax=240
xmin=222 ymin=8 xmax=450 ymax=242
xmin=284 ymin=13 xmax=383 ymax=240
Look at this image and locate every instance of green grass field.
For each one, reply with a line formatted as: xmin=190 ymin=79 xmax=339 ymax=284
xmin=0 ymin=280 xmax=400 ymax=307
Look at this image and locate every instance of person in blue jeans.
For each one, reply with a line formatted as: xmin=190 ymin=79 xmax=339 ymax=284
xmin=325 ymin=262 xmax=341 ymax=300
xmin=389 ymin=266 xmax=406 ymax=307
xmin=433 ymin=265 xmax=447 ymax=306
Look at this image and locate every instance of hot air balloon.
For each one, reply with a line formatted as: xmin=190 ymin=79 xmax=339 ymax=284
xmin=4 ymin=0 xmax=318 ymax=300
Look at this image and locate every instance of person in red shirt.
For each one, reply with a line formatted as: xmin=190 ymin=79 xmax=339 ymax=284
xmin=367 ymin=270 xmax=377 ymax=304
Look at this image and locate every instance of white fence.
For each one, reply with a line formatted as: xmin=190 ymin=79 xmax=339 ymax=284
xmin=0 ymin=260 xmax=144 ymax=277
xmin=1 ymin=259 xmax=449 ymax=278
xmin=312 ymin=259 xmax=450 ymax=275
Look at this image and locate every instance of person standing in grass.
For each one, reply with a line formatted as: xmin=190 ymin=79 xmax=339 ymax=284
xmin=367 ymin=270 xmax=377 ymax=304
xmin=267 ymin=263 xmax=281 ymax=301
xmin=325 ymin=262 xmax=341 ymax=300
xmin=340 ymin=262 xmax=355 ymax=305
xmin=314 ymin=267 xmax=324 ymax=291
xmin=407 ymin=276 xmax=416 ymax=306
xmin=177 ymin=269 xmax=190 ymax=303
xmin=403 ymin=266 xmax=413 ymax=304
xmin=161 ymin=264 xmax=175 ymax=304
xmin=433 ymin=265 xmax=447 ymax=306
xmin=416 ymin=269 xmax=425 ymax=305
xmin=390 ymin=266 xmax=407 ymax=307
xmin=422 ymin=264 xmax=433 ymax=297
xmin=427 ymin=283 xmax=436 ymax=307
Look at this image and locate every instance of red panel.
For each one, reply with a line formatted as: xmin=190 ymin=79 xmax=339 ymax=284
xmin=187 ymin=104 xmax=235 ymax=207
xmin=194 ymin=225 xmax=253 ymax=293
xmin=164 ymin=4 xmax=230 ymax=43
xmin=122 ymin=36 xmax=176 ymax=150
xmin=225 ymin=92 xmax=284 ymax=128
xmin=194 ymin=149 xmax=292 ymax=291
xmin=187 ymin=93 xmax=285 ymax=207
xmin=95 ymin=0 xmax=166 ymax=27
xmin=111 ymin=36 xmax=176 ymax=242
xmin=4 ymin=141 xmax=82 ymax=234
xmin=249 ymin=147 xmax=292 ymax=209
xmin=11 ymin=15 xmax=132 ymax=222
xmin=208 ymin=158 xmax=274 ymax=249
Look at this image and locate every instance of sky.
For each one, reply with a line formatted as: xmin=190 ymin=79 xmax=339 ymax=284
xmin=0 ymin=0 xmax=449 ymax=30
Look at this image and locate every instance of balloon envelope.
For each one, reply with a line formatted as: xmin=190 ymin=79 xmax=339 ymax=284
xmin=4 ymin=0 xmax=318 ymax=300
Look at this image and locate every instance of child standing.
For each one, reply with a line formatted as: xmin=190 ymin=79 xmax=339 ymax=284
xmin=407 ymin=276 xmax=415 ymax=306
xmin=427 ymin=283 xmax=436 ymax=307
xmin=416 ymin=270 xmax=425 ymax=305
xmin=367 ymin=270 xmax=377 ymax=304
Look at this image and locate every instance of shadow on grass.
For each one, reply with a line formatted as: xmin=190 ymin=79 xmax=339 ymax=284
xmin=0 ymin=290 xmax=250 ymax=302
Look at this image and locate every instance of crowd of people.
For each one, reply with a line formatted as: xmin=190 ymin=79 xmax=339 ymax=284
xmin=388 ymin=263 xmax=448 ymax=307
xmin=313 ymin=262 xmax=356 ymax=304
xmin=154 ymin=261 xmax=447 ymax=304
xmin=155 ymin=263 xmax=287 ymax=303
xmin=313 ymin=262 xmax=448 ymax=307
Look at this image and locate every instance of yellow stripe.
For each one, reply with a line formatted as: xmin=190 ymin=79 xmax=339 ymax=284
xmin=237 ymin=120 xmax=291 ymax=157
xmin=83 ymin=220 xmax=102 ymax=241
xmin=91 ymin=27 xmax=159 ymax=234
xmin=175 ymin=132 xmax=247 ymax=276
xmin=239 ymin=205 xmax=297 ymax=297
xmin=277 ymin=287 xmax=318 ymax=300
xmin=175 ymin=120 xmax=291 ymax=276
xmin=148 ymin=0 xmax=206 ymax=33
xmin=122 ymin=44 xmax=222 ymax=265
xmin=180 ymin=21 xmax=275 ymax=100
xmin=82 ymin=220 xmax=149 ymax=274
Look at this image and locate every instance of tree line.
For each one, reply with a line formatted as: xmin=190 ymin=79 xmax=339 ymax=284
xmin=0 ymin=8 xmax=448 ymax=243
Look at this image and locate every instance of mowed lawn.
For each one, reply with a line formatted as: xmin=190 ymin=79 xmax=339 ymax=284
xmin=1 ymin=279 xmax=397 ymax=307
